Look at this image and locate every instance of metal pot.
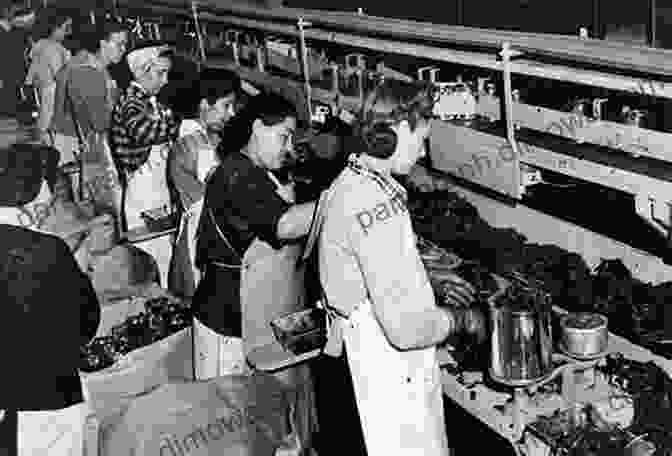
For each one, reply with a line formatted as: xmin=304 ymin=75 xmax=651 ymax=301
xmin=489 ymin=293 xmax=554 ymax=386
xmin=559 ymin=312 xmax=608 ymax=358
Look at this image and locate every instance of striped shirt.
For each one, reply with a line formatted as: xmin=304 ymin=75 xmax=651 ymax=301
xmin=110 ymin=82 xmax=178 ymax=172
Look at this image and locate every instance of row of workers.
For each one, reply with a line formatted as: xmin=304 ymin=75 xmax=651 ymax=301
xmin=1 ymin=15 xmax=488 ymax=455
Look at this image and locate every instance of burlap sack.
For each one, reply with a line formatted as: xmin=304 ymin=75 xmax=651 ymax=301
xmin=100 ymin=373 xmax=301 ymax=456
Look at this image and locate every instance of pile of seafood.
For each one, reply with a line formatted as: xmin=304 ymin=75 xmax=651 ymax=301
xmin=80 ymin=296 xmax=190 ymax=372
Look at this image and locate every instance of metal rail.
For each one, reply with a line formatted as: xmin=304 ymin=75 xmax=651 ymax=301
xmin=118 ymin=0 xmax=672 ymax=77
xmin=117 ymin=0 xmax=672 ymax=100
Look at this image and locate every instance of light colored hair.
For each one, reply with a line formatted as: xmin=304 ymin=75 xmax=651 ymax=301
xmin=358 ymin=78 xmax=434 ymax=133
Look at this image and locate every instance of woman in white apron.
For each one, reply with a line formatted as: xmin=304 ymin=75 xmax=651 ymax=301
xmin=191 ymin=92 xmax=318 ymax=449
xmin=167 ymin=67 xmax=241 ymax=299
xmin=313 ymin=79 xmax=487 ymax=456
xmin=110 ymin=45 xmax=179 ymax=287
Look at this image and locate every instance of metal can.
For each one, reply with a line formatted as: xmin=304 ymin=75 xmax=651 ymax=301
xmin=560 ymin=312 xmax=609 ymax=358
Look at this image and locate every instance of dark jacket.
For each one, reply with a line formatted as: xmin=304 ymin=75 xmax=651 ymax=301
xmin=0 ymin=225 xmax=100 ymax=411
xmin=192 ymin=153 xmax=290 ymax=336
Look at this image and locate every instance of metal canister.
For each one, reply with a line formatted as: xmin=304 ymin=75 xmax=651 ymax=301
xmin=559 ymin=313 xmax=608 ymax=358
xmin=489 ymin=299 xmax=553 ymax=386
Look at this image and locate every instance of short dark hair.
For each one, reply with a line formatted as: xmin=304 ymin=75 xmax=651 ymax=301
xmin=198 ymin=68 xmax=241 ymax=105
xmin=76 ymin=20 xmax=127 ymax=54
xmin=32 ymin=6 xmax=70 ymax=40
xmin=1 ymin=0 xmax=24 ymax=20
xmin=217 ymin=91 xmax=297 ymax=160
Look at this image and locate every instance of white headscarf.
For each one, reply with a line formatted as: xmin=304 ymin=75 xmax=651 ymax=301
xmin=126 ymin=45 xmax=171 ymax=79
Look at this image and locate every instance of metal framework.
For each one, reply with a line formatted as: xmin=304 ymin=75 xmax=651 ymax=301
xmin=112 ymin=0 xmax=672 ymax=260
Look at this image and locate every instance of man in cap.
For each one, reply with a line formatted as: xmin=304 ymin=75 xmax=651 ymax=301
xmin=0 ymin=142 xmax=100 ymax=455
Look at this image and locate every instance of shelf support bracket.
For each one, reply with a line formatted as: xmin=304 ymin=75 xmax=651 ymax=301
xmin=297 ymin=17 xmax=313 ymax=118
xmin=500 ymin=42 xmax=524 ymax=200
xmin=191 ymin=1 xmax=207 ymax=63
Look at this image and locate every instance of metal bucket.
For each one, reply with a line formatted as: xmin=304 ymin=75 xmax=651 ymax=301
xmin=489 ymin=297 xmax=554 ymax=386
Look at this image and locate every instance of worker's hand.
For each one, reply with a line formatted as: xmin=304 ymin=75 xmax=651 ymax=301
xmin=455 ymin=307 xmax=488 ymax=345
xmin=275 ymin=182 xmax=296 ymax=204
xmin=31 ymin=128 xmax=52 ymax=146
xmin=434 ymin=272 xmax=476 ymax=308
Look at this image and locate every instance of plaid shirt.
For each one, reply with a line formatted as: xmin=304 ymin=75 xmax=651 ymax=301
xmin=110 ymin=82 xmax=178 ymax=172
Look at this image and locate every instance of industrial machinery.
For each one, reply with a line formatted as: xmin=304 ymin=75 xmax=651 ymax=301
xmin=105 ymin=0 xmax=672 ymax=284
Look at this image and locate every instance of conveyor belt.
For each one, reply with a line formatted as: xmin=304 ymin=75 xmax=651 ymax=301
xmin=120 ymin=0 xmax=672 ymax=78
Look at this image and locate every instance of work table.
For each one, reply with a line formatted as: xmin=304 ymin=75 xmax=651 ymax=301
xmin=439 ymin=323 xmax=672 ymax=455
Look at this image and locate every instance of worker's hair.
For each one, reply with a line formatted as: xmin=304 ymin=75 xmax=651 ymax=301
xmin=357 ymin=78 xmax=434 ymax=158
xmin=198 ymin=68 xmax=241 ymax=105
xmin=359 ymin=79 xmax=434 ymax=132
xmin=31 ymin=6 xmax=70 ymax=41
xmin=76 ymin=20 xmax=127 ymax=54
xmin=1 ymin=0 xmax=25 ymax=19
xmin=217 ymin=90 xmax=297 ymax=160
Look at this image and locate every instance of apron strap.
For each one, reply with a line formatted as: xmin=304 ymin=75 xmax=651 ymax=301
xmin=207 ymin=206 xmax=243 ymax=265
xmin=210 ymin=260 xmax=243 ymax=270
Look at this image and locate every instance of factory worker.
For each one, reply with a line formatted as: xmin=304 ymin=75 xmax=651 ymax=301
xmin=192 ymin=91 xmax=318 ymax=449
xmin=110 ymin=43 xmax=179 ymax=286
xmin=310 ymin=78 xmax=487 ymax=456
xmin=167 ymin=67 xmax=242 ymax=298
xmin=0 ymin=143 xmax=100 ymax=456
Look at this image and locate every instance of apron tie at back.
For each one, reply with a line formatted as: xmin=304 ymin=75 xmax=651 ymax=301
xmin=210 ymin=261 xmax=243 ymax=270
xmin=320 ymin=300 xmax=361 ymax=357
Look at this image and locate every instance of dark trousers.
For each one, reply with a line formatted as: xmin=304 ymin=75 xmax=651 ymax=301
xmin=0 ymin=410 xmax=17 ymax=456
xmin=311 ymin=350 xmax=367 ymax=456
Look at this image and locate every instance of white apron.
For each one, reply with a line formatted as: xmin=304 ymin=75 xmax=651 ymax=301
xmin=185 ymin=137 xmax=219 ymax=285
xmin=17 ymin=401 xmax=87 ymax=456
xmin=240 ymin=238 xmax=316 ymax=450
xmin=240 ymin=240 xmax=306 ymax=356
xmin=238 ymin=170 xmax=306 ymax=362
xmin=171 ymin=136 xmax=218 ymax=298
xmin=191 ymin=198 xmax=247 ymax=380
xmin=123 ymin=143 xmax=172 ymax=287
xmin=202 ymin=173 xmax=316 ymax=448
xmin=339 ymin=299 xmax=449 ymax=456
xmin=193 ymin=316 xmax=245 ymax=380
xmin=176 ymin=198 xmax=204 ymax=287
